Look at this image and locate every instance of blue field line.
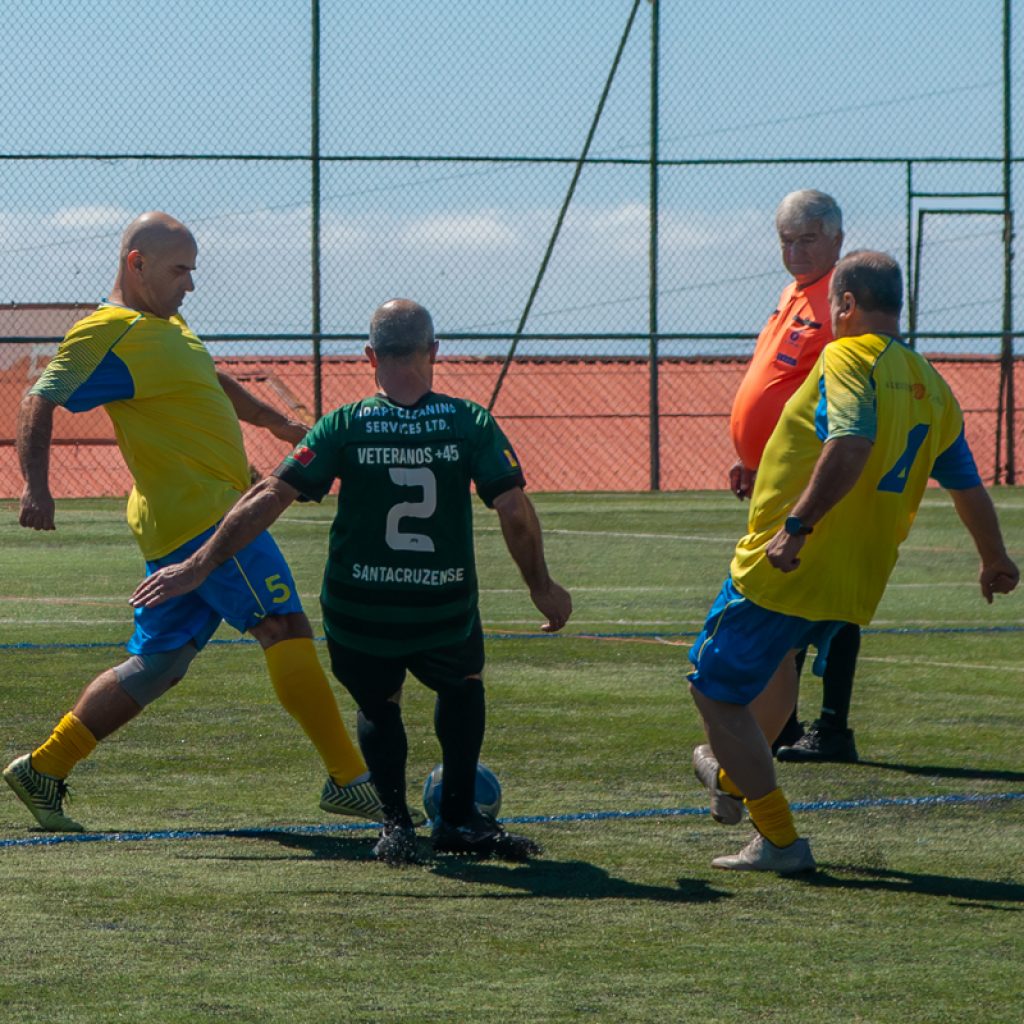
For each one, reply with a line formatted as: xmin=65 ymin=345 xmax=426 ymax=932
xmin=4 ymin=622 xmax=1024 ymax=652
xmin=1 ymin=790 xmax=1021 ymax=850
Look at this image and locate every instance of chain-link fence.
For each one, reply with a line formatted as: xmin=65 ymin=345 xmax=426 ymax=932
xmin=1 ymin=0 xmax=1020 ymax=496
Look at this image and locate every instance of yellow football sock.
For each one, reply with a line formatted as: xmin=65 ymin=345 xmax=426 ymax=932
xmin=717 ymin=767 xmax=743 ymax=798
xmin=745 ymin=788 xmax=799 ymax=848
xmin=264 ymin=637 xmax=366 ymax=785
xmin=31 ymin=712 xmax=97 ymax=779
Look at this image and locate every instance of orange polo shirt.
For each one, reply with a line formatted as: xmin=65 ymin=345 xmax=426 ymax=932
xmin=729 ymin=270 xmax=834 ymax=469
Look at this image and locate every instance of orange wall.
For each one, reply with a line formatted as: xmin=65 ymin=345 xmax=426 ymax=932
xmin=1 ymin=354 xmax=1018 ymax=498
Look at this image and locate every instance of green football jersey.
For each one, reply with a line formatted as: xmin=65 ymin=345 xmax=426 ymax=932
xmin=276 ymin=391 xmax=525 ymax=655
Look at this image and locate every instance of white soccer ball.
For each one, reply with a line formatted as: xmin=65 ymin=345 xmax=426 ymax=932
xmin=422 ymin=762 xmax=502 ymax=823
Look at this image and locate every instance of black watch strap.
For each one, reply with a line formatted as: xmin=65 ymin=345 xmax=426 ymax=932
xmin=784 ymin=515 xmax=813 ymax=537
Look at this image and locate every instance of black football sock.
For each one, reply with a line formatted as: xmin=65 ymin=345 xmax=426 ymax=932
xmin=356 ymin=703 xmax=411 ymax=824
xmin=771 ymin=645 xmax=806 ymax=750
xmin=819 ymin=623 xmax=860 ymax=731
xmin=434 ymin=679 xmax=486 ymax=826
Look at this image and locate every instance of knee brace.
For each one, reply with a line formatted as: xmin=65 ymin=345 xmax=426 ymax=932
xmin=112 ymin=644 xmax=198 ymax=707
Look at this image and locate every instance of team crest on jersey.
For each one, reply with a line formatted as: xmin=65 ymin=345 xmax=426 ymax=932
xmin=292 ymin=445 xmax=316 ymax=467
xmin=503 ymin=448 xmax=519 ymax=468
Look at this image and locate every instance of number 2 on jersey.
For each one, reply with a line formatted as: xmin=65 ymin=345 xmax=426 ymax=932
xmin=386 ymin=467 xmax=437 ymax=551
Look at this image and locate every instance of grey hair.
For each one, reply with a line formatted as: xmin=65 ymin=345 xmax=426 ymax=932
xmin=775 ymin=190 xmax=843 ymax=239
xmin=368 ymin=299 xmax=435 ymax=358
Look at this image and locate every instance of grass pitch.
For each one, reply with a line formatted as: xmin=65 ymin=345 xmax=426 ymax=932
xmin=1 ymin=493 xmax=1022 ymax=1023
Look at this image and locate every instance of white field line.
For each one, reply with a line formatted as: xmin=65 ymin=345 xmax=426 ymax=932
xmin=1 ymin=617 xmax=692 ymax=629
xmin=857 ymin=654 xmax=1024 ymax=674
xmin=531 ymin=528 xmax=735 ymax=542
xmin=5 ymin=618 xmax=1022 ymax=635
xmin=281 ymin=497 xmax=1024 ymax=520
xmin=283 ymin=519 xmax=735 ymax=543
xmin=0 ymin=580 xmax=1009 ymax=606
xmin=482 ymin=618 xmax=1023 ymax=629
xmin=475 ymin=526 xmax=997 ymax=554
xmin=33 ymin=496 xmax=1024 ymax=519
xmin=0 ymin=618 xmax=129 ymax=626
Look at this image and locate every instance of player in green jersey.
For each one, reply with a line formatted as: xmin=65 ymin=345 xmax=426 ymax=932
xmin=132 ymin=298 xmax=572 ymax=864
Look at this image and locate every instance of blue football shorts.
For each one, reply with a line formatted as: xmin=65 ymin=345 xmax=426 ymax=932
xmin=127 ymin=524 xmax=304 ymax=655
xmin=687 ymin=577 xmax=843 ymax=705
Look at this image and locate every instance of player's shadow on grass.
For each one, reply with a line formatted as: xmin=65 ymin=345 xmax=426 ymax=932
xmin=856 ymin=759 xmax=1024 ymax=784
xmin=428 ymin=856 xmax=731 ymax=904
xmin=193 ymin=829 xmax=377 ymax=862
xmin=851 ymin=761 xmax=1024 ymax=782
xmin=807 ymin=865 xmax=1024 ymax=908
xmin=189 ymin=835 xmax=732 ymax=902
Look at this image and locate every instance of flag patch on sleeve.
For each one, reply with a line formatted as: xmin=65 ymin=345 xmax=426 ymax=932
xmin=292 ymin=445 xmax=316 ymax=467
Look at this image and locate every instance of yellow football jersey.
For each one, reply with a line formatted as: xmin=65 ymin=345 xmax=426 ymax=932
xmin=731 ymin=333 xmax=979 ymax=625
xmin=32 ymin=303 xmax=249 ymax=559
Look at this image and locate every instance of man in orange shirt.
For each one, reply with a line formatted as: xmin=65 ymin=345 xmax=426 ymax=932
xmin=725 ymin=190 xmax=860 ymax=764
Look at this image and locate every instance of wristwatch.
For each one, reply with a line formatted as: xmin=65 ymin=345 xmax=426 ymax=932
xmin=784 ymin=515 xmax=813 ymax=537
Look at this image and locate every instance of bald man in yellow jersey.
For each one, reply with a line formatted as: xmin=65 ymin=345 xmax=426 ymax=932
xmin=689 ymin=251 xmax=1017 ymax=872
xmin=5 ymin=211 xmax=388 ymax=832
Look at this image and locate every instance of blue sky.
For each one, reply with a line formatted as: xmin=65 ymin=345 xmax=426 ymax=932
xmin=0 ymin=1 xmax=1018 ymax=353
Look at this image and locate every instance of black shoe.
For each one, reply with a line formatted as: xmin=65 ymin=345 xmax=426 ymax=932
xmin=431 ymin=811 xmax=542 ymax=861
xmin=372 ymin=821 xmax=421 ymax=866
xmin=776 ymin=720 xmax=858 ymax=763
xmin=771 ymin=718 xmax=806 ymax=756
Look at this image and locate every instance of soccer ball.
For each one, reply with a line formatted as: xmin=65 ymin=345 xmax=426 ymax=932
xmin=422 ymin=762 xmax=502 ymax=823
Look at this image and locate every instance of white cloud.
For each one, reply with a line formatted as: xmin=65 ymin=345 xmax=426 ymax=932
xmin=48 ymin=205 xmax=131 ymax=229
xmin=194 ymin=208 xmax=311 ymax=254
xmin=320 ymin=213 xmax=370 ymax=251
xmin=400 ymin=212 xmax=517 ymax=251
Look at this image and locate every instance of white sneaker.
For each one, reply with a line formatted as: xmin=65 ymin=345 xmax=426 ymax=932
xmin=692 ymin=744 xmax=743 ymax=825
xmin=711 ymin=833 xmax=816 ymax=874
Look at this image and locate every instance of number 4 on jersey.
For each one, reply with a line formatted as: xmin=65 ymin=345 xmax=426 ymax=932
xmin=878 ymin=423 xmax=929 ymax=494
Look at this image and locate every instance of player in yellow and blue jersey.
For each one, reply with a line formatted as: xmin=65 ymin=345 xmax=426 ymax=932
xmin=688 ymin=250 xmax=1018 ymax=873
xmin=4 ymin=212 xmax=387 ymax=832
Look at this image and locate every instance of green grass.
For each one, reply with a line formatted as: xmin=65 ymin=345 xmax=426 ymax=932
xmin=1 ymin=493 xmax=1022 ymax=1023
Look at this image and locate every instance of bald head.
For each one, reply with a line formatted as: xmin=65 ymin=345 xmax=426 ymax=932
xmin=119 ymin=211 xmax=195 ymax=266
xmin=112 ymin=211 xmax=197 ymax=319
xmin=369 ymin=299 xmax=435 ymax=359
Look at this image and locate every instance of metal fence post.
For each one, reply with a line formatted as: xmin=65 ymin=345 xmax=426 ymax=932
xmin=310 ymin=0 xmax=323 ymax=422
xmin=648 ymin=0 xmax=661 ymax=492
xmin=1001 ymin=0 xmax=1016 ymax=484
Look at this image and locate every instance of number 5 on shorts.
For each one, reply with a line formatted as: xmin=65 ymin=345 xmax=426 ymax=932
xmin=264 ymin=574 xmax=292 ymax=604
